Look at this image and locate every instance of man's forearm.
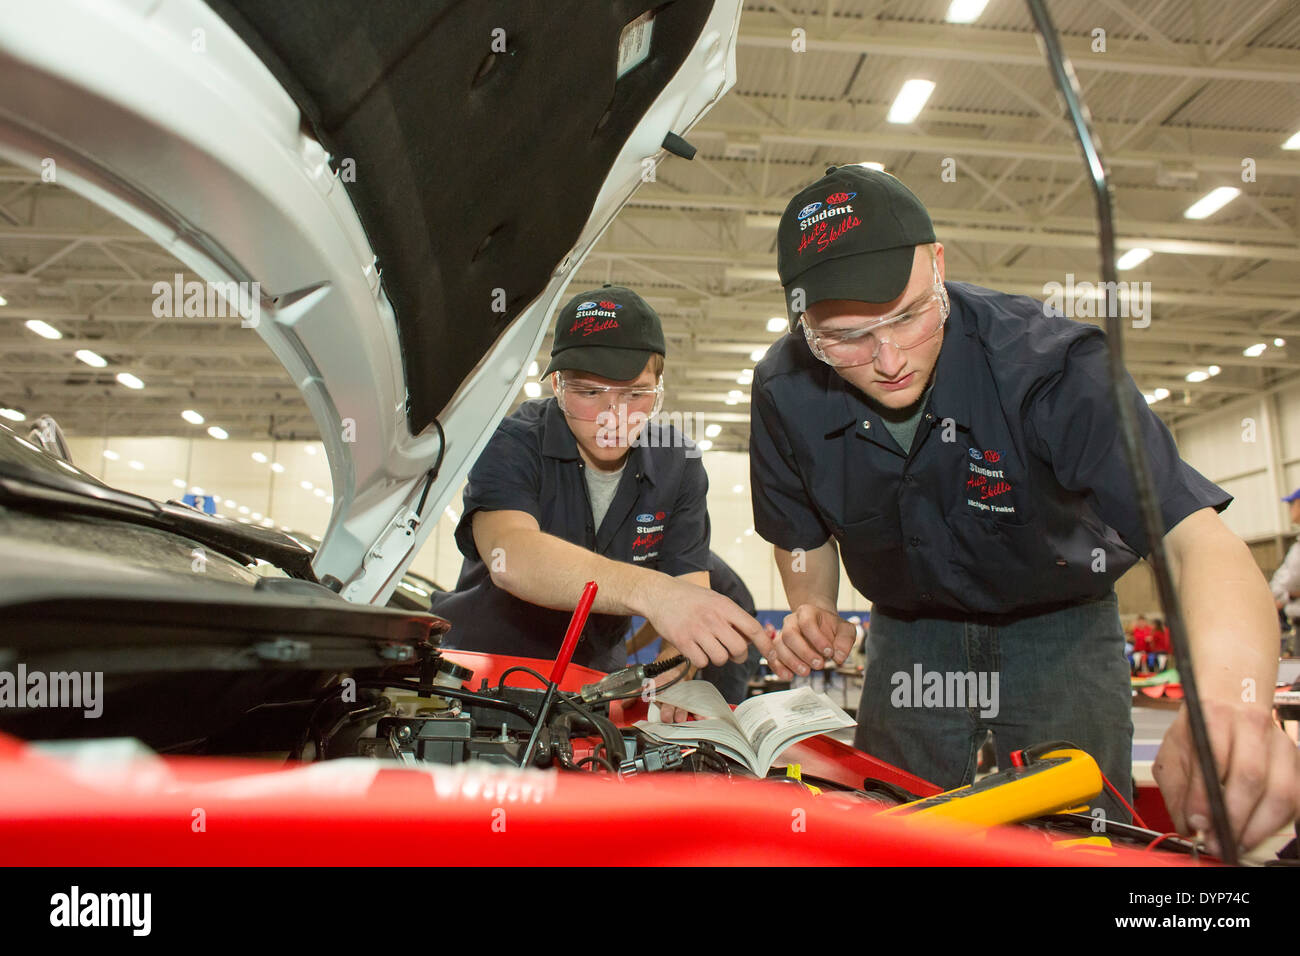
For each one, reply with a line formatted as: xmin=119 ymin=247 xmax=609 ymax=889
xmin=775 ymin=540 xmax=841 ymax=611
xmin=1167 ymin=511 xmax=1279 ymax=706
xmin=488 ymin=526 xmax=672 ymax=619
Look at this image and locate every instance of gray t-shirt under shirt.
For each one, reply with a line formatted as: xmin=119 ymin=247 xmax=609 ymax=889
xmin=877 ymin=384 xmax=934 ymax=455
xmin=583 ymin=461 xmax=626 ymax=529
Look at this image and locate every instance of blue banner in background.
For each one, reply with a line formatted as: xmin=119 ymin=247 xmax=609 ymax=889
xmin=181 ymin=493 xmax=217 ymax=515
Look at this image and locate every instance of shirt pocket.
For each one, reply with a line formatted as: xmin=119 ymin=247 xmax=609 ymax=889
xmin=832 ymin=511 xmax=910 ymax=603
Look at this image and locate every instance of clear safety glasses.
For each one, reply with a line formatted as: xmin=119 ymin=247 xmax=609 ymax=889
xmin=553 ymin=374 xmax=664 ymax=421
xmin=800 ymin=259 xmax=949 ymax=368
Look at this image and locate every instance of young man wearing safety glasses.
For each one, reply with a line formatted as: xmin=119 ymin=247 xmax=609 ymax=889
xmin=750 ymin=165 xmax=1296 ymax=851
xmin=437 ymin=285 xmax=764 ymax=683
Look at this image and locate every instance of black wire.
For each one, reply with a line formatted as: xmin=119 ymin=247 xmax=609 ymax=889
xmin=1025 ymin=0 xmax=1236 ymax=866
xmin=496 ymin=665 xmax=551 ymax=691
xmin=557 ymin=694 xmax=625 ymax=763
xmin=413 ymin=418 xmax=446 ymax=520
xmin=576 ymin=754 xmax=618 ymax=773
xmin=316 ymin=697 xmax=390 ymax=760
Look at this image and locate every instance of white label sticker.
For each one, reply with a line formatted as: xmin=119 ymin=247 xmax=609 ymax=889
xmin=616 ymin=11 xmax=655 ymax=79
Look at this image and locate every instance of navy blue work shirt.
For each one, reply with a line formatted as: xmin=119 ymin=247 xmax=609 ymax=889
xmin=750 ymin=281 xmax=1231 ymax=619
xmin=435 ymin=398 xmax=711 ymax=670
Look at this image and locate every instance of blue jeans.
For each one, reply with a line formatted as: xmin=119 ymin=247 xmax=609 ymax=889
xmin=700 ymin=644 xmax=762 ymax=706
xmin=854 ymin=591 xmax=1134 ymax=822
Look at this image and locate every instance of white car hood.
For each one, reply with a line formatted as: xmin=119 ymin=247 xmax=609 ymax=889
xmin=0 ymin=0 xmax=741 ymax=604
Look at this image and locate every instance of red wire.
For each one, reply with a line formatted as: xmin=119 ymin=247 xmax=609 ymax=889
xmin=1144 ymin=832 xmax=1179 ymax=852
xmin=1102 ymin=772 xmax=1150 ymax=830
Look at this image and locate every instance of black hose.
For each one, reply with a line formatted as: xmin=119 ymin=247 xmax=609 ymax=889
xmin=1025 ymin=0 xmax=1236 ymax=864
xmin=316 ymin=697 xmax=390 ymax=760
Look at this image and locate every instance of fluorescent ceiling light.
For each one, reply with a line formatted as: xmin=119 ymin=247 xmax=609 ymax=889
xmin=1143 ymin=393 xmax=1157 ymax=405
xmin=251 ymin=451 xmax=268 ymax=463
xmin=749 ymin=347 xmax=767 ymax=362
xmin=1183 ymin=186 xmax=1240 ymax=220
xmin=705 ymin=424 xmax=722 ymax=438
xmin=206 ymin=425 xmax=228 ymax=440
xmin=1116 ymin=248 xmax=1152 ymax=270
xmin=313 ymin=488 xmax=325 ymax=497
xmin=856 ymin=161 xmax=885 ymax=171
xmin=1283 ymin=130 xmax=1300 ymax=150
xmin=731 ymin=483 xmax=743 ymax=493
xmin=527 ymin=361 xmax=539 ymax=377
xmin=887 ymin=79 xmax=935 ymax=124
xmin=1244 ymin=343 xmax=1267 ymax=357
xmin=766 ymin=317 xmax=787 ymax=333
xmin=269 ymin=462 xmax=285 ymax=473
xmin=103 ymin=449 xmax=121 ymax=461
xmin=1153 ymin=388 xmax=1170 ymax=400
xmin=25 ymin=319 xmax=61 ymax=339
xmin=0 ymin=295 xmax=7 ymax=306
xmin=0 ymin=408 xmax=24 ymax=422
xmin=1185 ymin=370 xmax=1209 ymax=383
xmin=128 ymin=460 xmax=144 ymax=470
xmin=300 ymin=481 xmax=313 ymax=491
xmin=181 ymin=409 xmax=205 ymax=425
xmin=172 ymin=477 xmax=186 ymax=488
xmin=116 ymin=372 xmax=144 ymax=390
xmin=75 ymin=349 xmax=107 ymax=368
xmin=1274 ymin=338 xmax=1286 ymax=347
xmin=304 ymin=445 xmax=317 ymax=455
xmin=523 ymin=381 xmax=542 ymax=398
xmin=697 ymin=439 xmax=713 ymax=452
xmin=945 ymin=0 xmax=989 ymax=23
xmin=1207 ymin=365 xmax=1221 ymax=376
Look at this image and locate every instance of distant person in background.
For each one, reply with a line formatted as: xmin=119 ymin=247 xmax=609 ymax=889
xmin=1130 ymin=614 xmax=1152 ymax=675
xmin=1150 ymin=617 xmax=1171 ymax=672
xmin=1269 ymin=488 xmax=1300 ymax=657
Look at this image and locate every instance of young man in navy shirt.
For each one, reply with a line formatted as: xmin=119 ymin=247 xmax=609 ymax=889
xmin=437 ymin=286 xmax=763 ymax=683
xmin=750 ymin=165 xmax=1295 ymax=850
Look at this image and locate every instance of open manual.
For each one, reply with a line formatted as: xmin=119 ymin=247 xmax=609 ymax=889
xmin=634 ymin=681 xmax=855 ymax=777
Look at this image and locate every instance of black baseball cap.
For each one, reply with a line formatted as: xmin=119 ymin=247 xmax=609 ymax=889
xmin=776 ymin=165 xmax=937 ymax=325
xmin=543 ymin=285 xmax=666 ymax=380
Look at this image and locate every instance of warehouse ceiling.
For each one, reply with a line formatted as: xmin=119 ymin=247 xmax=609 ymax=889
xmin=2 ymin=0 xmax=1299 ymax=452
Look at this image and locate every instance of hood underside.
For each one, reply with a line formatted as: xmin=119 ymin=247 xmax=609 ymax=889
xmin=0 ymin=0 xmax=740 ymax=603
xmin=206 ymin=0 xmax=717 ymax=436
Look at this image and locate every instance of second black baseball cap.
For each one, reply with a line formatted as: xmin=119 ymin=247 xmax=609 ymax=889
xmin=543 ymin=285 xmax=666 ymax=380
xmin=776 ymin=165 xmax=936 ymax=324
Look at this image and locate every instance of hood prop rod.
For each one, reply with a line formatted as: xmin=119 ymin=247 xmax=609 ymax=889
xmin=519 ymin=580 xmax=598 ymax=768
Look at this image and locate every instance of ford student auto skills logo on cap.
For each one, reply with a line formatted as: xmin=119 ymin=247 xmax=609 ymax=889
xmin=796 ymin=190 xmax=862 ymax=256
xmin=570 ymin=299 xmax=623 ymax=336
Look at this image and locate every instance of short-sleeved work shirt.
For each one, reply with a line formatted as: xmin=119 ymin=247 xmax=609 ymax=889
xmin=750 ymin=281 xmax=1230 ymax=618
xmin=435 ymin=398 xmax=711 ymax=670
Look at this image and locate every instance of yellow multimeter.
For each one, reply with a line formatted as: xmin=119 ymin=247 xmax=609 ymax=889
xmin=880 ymin=742 xmax=1103 ymax=828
